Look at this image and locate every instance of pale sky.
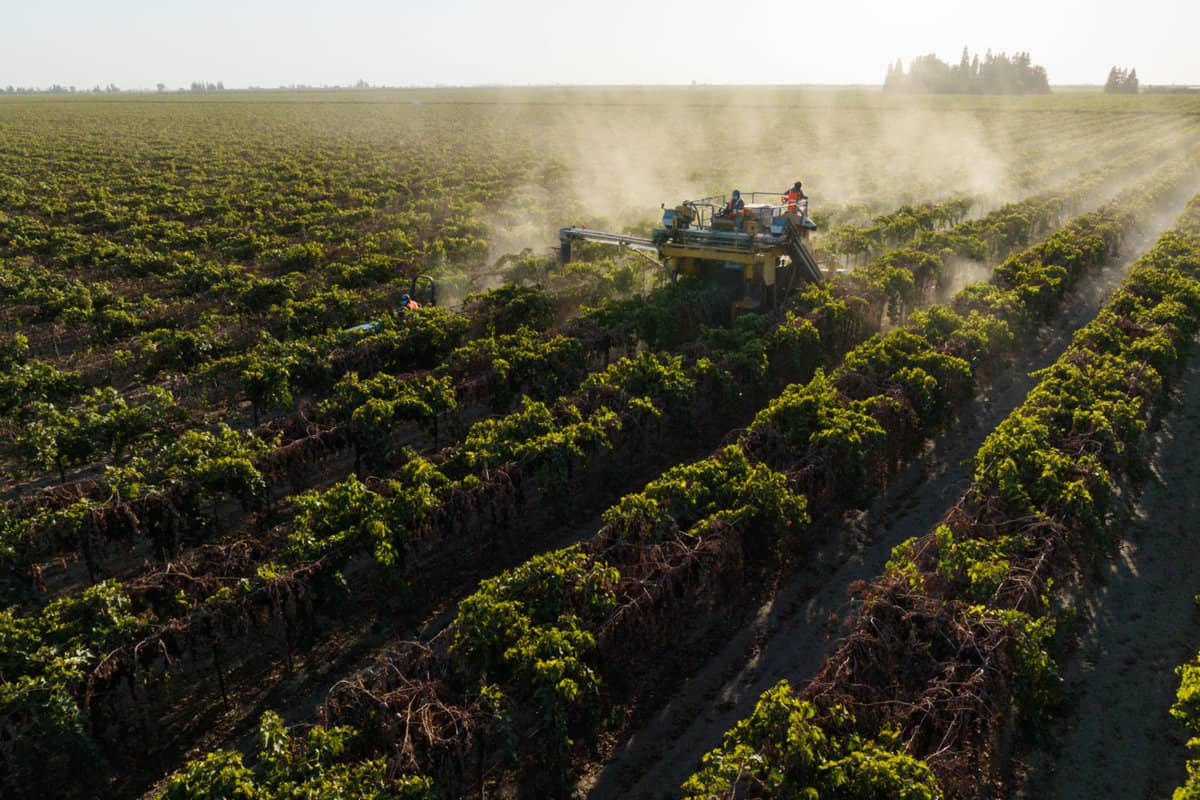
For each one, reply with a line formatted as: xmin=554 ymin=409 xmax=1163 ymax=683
xmin=5 ymin=0 xmax=1198 ymax=89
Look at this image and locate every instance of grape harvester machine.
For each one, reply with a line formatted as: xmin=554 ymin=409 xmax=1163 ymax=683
xmin=558 ymin=191 xmax=823 ymax=315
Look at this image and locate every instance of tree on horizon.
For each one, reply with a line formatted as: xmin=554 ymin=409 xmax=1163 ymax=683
xmin=884 ymin=48 xmax=1049 ymax=94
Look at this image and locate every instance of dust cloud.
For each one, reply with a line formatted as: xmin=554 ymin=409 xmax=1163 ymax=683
xmin=485 ymin=88 xmax=1027 ymax=247
xmin=448 ymin=88 xmax=1199 ymax=283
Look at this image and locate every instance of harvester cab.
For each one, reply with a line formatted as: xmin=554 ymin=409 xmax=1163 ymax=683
xmin=559 ymin=189 xmax=822 ymax=318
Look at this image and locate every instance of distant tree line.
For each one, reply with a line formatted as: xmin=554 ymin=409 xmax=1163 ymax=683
xmin=1104 ymin=66 xmax=1139 ymax=94
xmin=0 ymin=81 xmax=226 ymax=94
xmin=5 ymin=84 xmax=73 ymax=94
xmin=3 ymin=84 xmax=128 ymax=94
xmin=884 ymin=48 xmax=1050 ymax=94
xmin=3 ymin=80 xmax=424 ymax=95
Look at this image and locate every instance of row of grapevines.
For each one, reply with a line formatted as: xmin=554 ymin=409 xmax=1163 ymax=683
xmin=0 ymin=279 xmax=647 ymax=576
xmin=8 ymin=118 xmax=1178 ymax=509
xmin=0 ymin=272 xmax=757 ymax=588
xmin=683 ymin=193 xmax=1200 ymax=797
xmin=331 ymin=144 xmax=1200 ymax=795
xmin=0 ymin=285 xmax=836 ymax=797
xmin=112 ymin=145 xmax=1200 ymax=800
xmin=1172 ymin=649 xmax=1200 ymax=798
xmin=16 ymin=146 xmax=1190 ymax=796
xmin=45 ymin=199 xmax=996 ymax=792
xmin=820 ymin=108 xmax=1196 ymax=269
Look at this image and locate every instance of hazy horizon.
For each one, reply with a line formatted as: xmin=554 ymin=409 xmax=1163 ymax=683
xmin=6 ymin=0 xmax=1198 ymax=91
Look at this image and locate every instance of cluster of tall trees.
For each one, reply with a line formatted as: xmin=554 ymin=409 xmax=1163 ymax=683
xmin=1105 ymin=66 xmax=1139 ymax=93
xmin=884 ymin=48 xmax=1050 ymax=94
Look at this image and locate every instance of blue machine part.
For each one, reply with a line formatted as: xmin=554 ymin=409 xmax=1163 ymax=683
xmin=771 ymin=215 xmax=817 ymax=235
xmin=344 ymin=321 xmax=382 ymax=335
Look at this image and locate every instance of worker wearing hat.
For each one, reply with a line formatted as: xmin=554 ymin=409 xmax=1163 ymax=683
xmin=782 ymin=181 xmax=807 ymax=214
xmin=397 ymin=293 xmax=421 ymax=324
xmin=725 ymin=189 xmax=746 ymax=219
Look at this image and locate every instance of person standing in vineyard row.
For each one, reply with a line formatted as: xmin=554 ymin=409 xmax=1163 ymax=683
xmin=398 ymin=293 xmax=420 ymax=323
xmin=782 ymin=180 xmax=807 ymax=213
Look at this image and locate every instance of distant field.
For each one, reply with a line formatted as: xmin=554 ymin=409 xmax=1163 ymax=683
xmin=3 ymin=88 xmax=1200 ymax=799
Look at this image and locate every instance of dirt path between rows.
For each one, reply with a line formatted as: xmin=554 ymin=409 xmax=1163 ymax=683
xmin=581 ymin=208 xmax=1189 ymax=799
xmin=1010 ymin=356 xmax=1200 ymax=798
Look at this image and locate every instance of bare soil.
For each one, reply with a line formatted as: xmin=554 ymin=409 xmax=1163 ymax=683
xmin=1010 ymin=357 xmax=1200 ymax=799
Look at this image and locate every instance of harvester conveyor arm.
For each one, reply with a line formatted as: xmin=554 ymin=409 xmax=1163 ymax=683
xmin=559 ymin=226 xmax=659 ymax=256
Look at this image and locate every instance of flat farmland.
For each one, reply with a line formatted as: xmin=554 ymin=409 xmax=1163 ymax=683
xmin=3 ymin=87 xmax=1200 ymax=799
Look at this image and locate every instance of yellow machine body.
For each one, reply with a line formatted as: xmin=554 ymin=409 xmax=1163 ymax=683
xmin=558 ymin=191 xmax=821 ymax=318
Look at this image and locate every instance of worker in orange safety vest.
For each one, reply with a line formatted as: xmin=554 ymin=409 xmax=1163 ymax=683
xmin=397 ymin=293 xmax=421 ymax=323
xmin=782 ymin=181 xmax=807 ymax=213
xmin=725 ymin=189 xmax=746 ymax=218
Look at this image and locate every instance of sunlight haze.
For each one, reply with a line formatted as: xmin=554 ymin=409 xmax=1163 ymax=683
xmin=6 ymin=0 xmax=1198 ymax=89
